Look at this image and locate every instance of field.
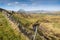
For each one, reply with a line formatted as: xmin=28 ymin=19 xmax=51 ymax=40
xmin=0 ymin=12 xmax=22 ymax=40
xmin=12 ymin=13 xmax=60 ymax=40
xmin=0 ymin=9 xmax=60 ymax=40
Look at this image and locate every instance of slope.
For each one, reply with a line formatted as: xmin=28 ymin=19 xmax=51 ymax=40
xmin=0 ymin=12 xmax=21 ymax=40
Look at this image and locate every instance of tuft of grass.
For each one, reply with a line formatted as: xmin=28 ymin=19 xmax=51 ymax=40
xmin=0 ymin=12 xmax=21 ymax=40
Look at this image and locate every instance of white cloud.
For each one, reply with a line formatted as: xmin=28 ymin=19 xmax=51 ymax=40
xmin=7 ymin=1 xmax=29 ymax=8
xmin=7 ymin=3 xmax=12 ymax=6
xmin=7 ymin=2 xmax=19 ymax=6
xmin=14 ymin=2 xmax=19 ymax=4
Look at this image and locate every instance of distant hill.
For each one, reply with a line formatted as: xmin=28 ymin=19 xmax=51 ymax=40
xmin=17 ymin=9 xmax=26 ymax=13
xmin=27 ymin=10 xmax=49 ymax=13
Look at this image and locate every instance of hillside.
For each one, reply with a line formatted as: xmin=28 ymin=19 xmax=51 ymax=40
xmin=0 ymin=8 xmax=60 ymax=40
xmin=0 ymin=12 xmax=21 ymax=40
xmin=12 ymin=12 xmax=60 ymax=40
xmin=0 ymin=9 xmax=30 ymax=40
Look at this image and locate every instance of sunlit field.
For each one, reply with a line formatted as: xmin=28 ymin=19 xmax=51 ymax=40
xmin=12 ymin=12 xmax=60 ymax=40
xmin=0 ymin=8 xmax=60 ymax=40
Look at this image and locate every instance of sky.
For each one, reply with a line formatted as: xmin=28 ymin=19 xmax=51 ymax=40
xmin=0 ymin=0 xmax=60 ymax=11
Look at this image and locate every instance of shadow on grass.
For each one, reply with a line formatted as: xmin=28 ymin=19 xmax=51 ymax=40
xmin=18 ymin=24 xmax=33 ymax=40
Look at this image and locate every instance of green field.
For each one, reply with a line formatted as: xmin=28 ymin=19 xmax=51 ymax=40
xmin=0 ymin=12 xmax=22 ymax=40
xmin=1 ymin=10 xmax=60 ymax=40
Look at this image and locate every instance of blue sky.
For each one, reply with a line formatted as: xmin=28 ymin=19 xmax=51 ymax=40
xmin=0 ymin=0 xmax=60 ymax=11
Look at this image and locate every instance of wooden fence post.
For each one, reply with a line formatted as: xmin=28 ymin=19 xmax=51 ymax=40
xmin=33 ymin=22 xmax=39 ymax=40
